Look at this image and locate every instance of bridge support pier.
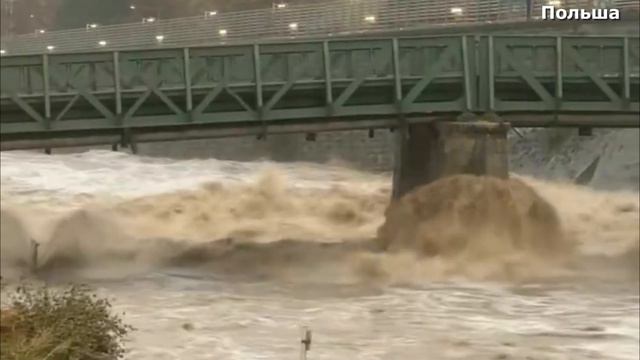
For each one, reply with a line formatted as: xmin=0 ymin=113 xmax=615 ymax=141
xmin=392 ymin=121 xmax=510 ymax=199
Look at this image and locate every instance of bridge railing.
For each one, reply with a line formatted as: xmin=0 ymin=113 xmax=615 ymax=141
xmin=1 ymin=0 xmax=638 ymax=56
xmin=1 ymin=34 xmax=638 ymax=140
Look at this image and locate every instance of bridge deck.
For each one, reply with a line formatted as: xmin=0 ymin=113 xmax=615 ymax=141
xmin=1 ymin=34 xmax=639 ymax=149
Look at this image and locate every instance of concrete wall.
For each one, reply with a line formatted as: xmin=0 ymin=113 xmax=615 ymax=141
xmin=136 ymin=130 xmax=397 ymax=171
xmin=130 ymin=127 xmax=638 ymax=192
xmin=50 ymin=126 xmax=639 ymax=192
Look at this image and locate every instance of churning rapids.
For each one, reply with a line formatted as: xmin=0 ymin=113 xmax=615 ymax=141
xmin=1 ymin=150 xmax=638 ymax=360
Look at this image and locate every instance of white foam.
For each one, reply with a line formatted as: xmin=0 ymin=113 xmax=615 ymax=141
xmin=1 ymin=150 xmax=388 ymax=206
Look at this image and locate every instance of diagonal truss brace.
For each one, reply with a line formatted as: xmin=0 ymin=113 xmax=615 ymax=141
xmin=262 ymin=53 xmax=317 ymax=113
xmin=332 ymin=49 xmax=392 ymax=109
xmin=564 ymin=45 xmax=621 ymax=103
xmin=400 ymin=43 xmax=461 ymax=107
xmin=9 ymin=94 xmax=46 ymax=125
xmin=48 ymin=72 xmax=116 ymax=123
xmin=120 ymin=73 xmax=186 ymax=123
xmin=495 ymin=43 xmax=555 ymax=106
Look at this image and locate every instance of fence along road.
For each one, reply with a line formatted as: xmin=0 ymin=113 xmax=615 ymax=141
xmin=1 ymin=0 xmax=638 ymax=56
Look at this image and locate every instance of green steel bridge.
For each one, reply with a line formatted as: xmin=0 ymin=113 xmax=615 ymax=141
xmin=1 ymin=34 xmax=639 ymax=150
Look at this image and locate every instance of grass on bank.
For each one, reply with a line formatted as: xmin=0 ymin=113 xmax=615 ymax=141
xmin=1 ymin=283 xmax=133 ymax=360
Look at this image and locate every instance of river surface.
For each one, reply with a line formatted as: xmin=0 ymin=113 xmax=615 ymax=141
xmin=1 ymin=150 xmax=638 ymax=360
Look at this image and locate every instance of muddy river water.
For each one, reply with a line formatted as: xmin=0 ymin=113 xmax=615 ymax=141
xmin=1 ymin=150 xmax=638 ymax=360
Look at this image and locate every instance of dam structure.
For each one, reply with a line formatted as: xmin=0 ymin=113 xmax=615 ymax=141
xmin=1 ymin=1 xmax=639 ymax=197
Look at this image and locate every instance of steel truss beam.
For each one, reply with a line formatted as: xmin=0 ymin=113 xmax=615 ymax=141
xmin=1 ymin=35 xmax=639 ymax=145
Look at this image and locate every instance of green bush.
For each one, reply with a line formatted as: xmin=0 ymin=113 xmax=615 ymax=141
xmin=1 ymin=284 xmax=133 ymax=360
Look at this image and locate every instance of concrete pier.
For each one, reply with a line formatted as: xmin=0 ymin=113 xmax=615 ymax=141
xmin=392 ymin=121 xmax=510 ymax=199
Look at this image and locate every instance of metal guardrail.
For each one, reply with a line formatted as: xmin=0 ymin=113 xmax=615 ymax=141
xmin=1 ymin=0 xmax=638 ymax=56
xmin=2 ymin=34 xmax=638 ymax=146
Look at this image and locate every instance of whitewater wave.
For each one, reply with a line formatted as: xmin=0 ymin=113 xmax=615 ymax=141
xmin=1 ymin=170 xmax=638 ymax=284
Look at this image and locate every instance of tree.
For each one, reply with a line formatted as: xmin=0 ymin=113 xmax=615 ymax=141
xmin=54 ymin=0 xmax=132 ymax=29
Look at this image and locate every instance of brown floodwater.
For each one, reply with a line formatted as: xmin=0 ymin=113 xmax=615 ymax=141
xmin=1 ymin=150 xmax=638 ymax=360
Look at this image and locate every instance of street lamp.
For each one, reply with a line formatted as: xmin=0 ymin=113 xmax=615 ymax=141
xmin=98 ymin=40 xmax=107 ymax=46
xmin=142 ymin=17 xmax=156 ymax=23
xmin=35 ymin=29 xmax=46 ymax=34
xmin=450 ymin=7 xmax=463 ymax=15
xmin=288 ymin=22 xmax=298 ymax=30
xmin=46 ymin=45 xmax=55 ymax=51
xmin=86 ymin=23 xmax=99 ymax=30
xmin=155 ymin=35 xmax=165 ymax=42
xmin=275 ymin=2 xmax=287 ymax=9
xmin=218 ymin=29 xmax=227 ymax=36
xmin=0 ymin=49 xmax=6 ymax=55
xmin=205 ymin=10 xmax=217 ymax=18
xmin=364 ymin=15 xmax=376 ymax=23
